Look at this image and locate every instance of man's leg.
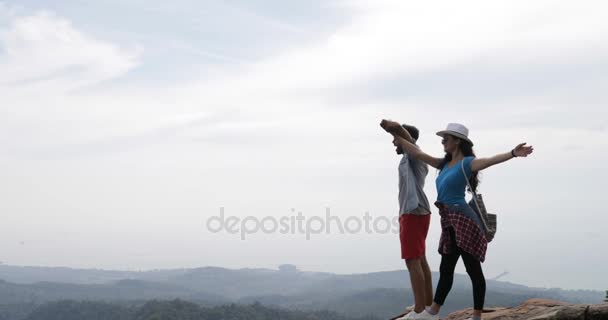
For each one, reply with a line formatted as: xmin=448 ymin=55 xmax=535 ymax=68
xmin=399 ymin=215 xmax=417 ymax=314
xmin=405 ymin=257 xmax=426 ymax=313
xmin=401 ymin=213 xmax=432 ymax=314
xmin=420 ymin=255 xmax=433 ymax=307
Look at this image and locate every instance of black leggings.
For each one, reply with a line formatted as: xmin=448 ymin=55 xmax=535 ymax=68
xmin=433 ymin=228 xmax=486 ymax=310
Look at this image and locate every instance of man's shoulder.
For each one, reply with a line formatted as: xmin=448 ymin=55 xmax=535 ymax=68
xmin=409 ymin=155 xmax=427 ymax=168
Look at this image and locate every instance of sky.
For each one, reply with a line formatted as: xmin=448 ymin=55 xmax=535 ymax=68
xmin=0 ymin=0 xmax=607 ymax=291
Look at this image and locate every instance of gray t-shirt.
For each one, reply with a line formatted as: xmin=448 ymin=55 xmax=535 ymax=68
xmin=398 ymin=151 xmax=431 ymax=215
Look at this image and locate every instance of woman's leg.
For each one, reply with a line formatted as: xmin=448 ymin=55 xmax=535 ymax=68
xmin=430 ymin=250 xmax=459 ymax=313
xmin=461 ymin=250 xmax=486 ymax=315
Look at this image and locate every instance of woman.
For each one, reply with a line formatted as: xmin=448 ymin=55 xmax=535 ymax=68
xmin=382 ymin=121 xmax=533 ymax=320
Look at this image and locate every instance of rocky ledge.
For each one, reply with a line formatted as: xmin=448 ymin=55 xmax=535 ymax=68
xmin=444 ymin=299 xmax=608 ymax=320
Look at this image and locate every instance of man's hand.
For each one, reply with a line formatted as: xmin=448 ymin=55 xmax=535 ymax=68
xmin=380 ymin=119 xmax=401 ymax=133
xmin=380 ymin=119 xmax=416 ymax=143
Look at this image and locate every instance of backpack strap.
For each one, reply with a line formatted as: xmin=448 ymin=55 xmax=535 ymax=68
xmin=460 ymin=159 xmax=490 ymax=231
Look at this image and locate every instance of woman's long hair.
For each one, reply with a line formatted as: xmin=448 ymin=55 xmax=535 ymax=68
xmin=439 ymin=138 xmax=480 ymax=193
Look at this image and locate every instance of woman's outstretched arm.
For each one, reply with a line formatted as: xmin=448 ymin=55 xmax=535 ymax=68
xmin=471 ymin=143 xmax=534 ymax=172
xmin=394 ymin=135 xmax=444 ymax=169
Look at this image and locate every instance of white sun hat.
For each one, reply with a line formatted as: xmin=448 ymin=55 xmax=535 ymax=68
xmin=436 ymin=123 xmax=474 ymax=146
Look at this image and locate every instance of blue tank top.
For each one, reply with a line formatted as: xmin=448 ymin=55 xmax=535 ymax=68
xmin=435 ymin=156 xmax=474 ymax=206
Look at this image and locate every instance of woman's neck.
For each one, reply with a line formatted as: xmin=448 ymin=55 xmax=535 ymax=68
xmin=450 ymin=150 xmax=464 ymax=162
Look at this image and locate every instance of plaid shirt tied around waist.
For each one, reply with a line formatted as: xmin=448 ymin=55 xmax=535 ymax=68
xmin=436 ymin=202 xmax=487 ymax=262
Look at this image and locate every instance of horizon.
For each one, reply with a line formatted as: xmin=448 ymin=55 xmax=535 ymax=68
xmin=1 ymin=0 xmax=607 ymax=294
xmin=0 ymin=262 xmax=603 ymax=293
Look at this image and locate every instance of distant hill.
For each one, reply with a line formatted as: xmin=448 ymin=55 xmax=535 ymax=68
xmin=0 ymin=278 xmax=227 ymax=305
xmin=0 ymin=264 xmax=603 ymax=318
xmin=23 ymin=299 xmax=378 ymax=320
xmin=0 ymin=265 xmax=188 ymax=285
xmin=25 ymin=300 xmax=133 ymax=320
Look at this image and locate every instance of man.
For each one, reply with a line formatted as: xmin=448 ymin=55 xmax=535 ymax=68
xmin=381 ymin=120 xmax=435 ymax=320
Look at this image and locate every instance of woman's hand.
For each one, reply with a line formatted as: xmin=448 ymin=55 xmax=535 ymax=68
xmin=513 ymin=143 xmax=534 ymax=157
xmin=471 ymin=143 xmax=535 ymax=171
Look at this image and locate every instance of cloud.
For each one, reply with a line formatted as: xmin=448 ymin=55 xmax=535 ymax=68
xmin=0 ymin=9 xmax=141 ymax=92
xmin=182 ymin=0 xmax=608 ymax=102
xmin=2 ymin=0 xmax=607 ymax=155
xmin=162 ymin=0 xmax=608 ymax=144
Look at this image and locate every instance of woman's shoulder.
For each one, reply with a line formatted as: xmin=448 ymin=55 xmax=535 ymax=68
xmin=463 ymin=156 xmax=476 ymax=164
xmin=463 ymin=156 xmax=476 ymax=175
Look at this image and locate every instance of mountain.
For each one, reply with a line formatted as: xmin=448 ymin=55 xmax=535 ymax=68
xmin=0 ymin=264 xmax=603 ymax=318
xmin=0 ymin=265 xmax=188 ymax=285
xmin=23 ymin=299 xmax=379 ymax=320
xmin=0 ymin=278 xmax=227 ymax=305
xmin=25 ymin=300 xmax=133 ymax=320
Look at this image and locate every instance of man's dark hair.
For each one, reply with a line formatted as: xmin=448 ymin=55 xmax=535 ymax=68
xmin=401 ymin=124 xmax=419 ymax=141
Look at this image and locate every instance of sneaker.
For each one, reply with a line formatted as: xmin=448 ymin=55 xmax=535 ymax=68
xmin=402 ymin=310 xmax=440 ymax=320
xmin=390 ymin=305 xmax=415 ymax=320
xmin=391 ymin=312 xmax=410 ymax=320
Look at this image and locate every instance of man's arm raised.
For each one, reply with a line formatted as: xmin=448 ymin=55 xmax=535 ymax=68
xmin=380 ymin=119 xmax=443 ymax=169
xmin=380 ymin=119 xmax=415 ymax=143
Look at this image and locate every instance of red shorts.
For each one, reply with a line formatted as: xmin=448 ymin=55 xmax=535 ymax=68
xmin=399 ymin=213 xmax=431 ymax=260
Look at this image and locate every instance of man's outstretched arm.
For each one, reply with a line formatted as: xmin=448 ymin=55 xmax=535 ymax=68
xmin=380 ymin=119 xmax=415 ymax=143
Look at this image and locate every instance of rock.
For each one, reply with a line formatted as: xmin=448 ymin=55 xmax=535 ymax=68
xmin=588 ymin=304 xmax=608 ymax=320
xmin=443 ymin=299 xmax=608 ymax=320
xmin=528 ymin=305 xmax=586 ymax=320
